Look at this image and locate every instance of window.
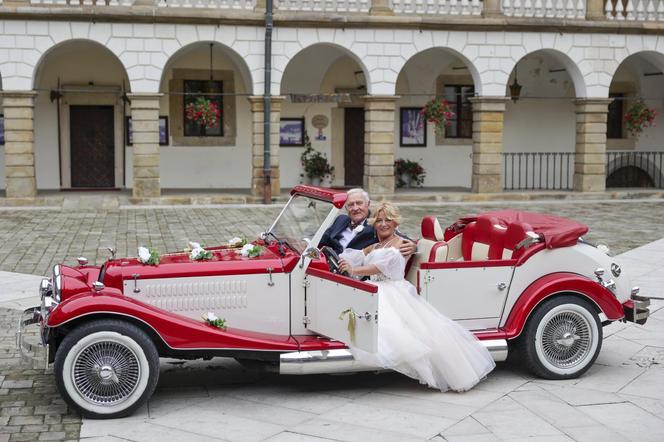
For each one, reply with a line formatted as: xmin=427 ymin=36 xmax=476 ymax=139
xmin=607 ymin=93 xmax=624 ymax=139
xmin=183 ymin=80 xmax=223 ymax=137
xmin=442 ymin=85 xmax=474 ymax=138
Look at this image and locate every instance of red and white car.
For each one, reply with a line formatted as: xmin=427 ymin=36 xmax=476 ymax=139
xmin=18 ymin=185 xmax=650 ymax=418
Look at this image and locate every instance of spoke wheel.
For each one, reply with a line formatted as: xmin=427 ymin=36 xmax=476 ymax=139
xmin=520 ymin=295 xmax=602 ymax=379
xmin=55 ymin=320 xmax=159 ymax=419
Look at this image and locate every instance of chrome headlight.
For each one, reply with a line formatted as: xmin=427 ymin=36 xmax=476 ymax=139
xmin=53 ymin=265 xmax=62 ymax=303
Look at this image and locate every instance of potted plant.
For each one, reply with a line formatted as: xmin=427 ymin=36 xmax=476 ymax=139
xmin=420 ymin=98 xmax=455 ymax=135
xmin=185 ymin=97 xmax=222 ymax=129
xmin=624 ymin=100 xmax=657 ymax=139
xmin=300 ymin=132 xmax=335 ymax=186
xmin=394 ymin=158 xmax=426 ymax=188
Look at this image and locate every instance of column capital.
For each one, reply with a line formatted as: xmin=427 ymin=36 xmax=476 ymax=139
xmin=247 ymin=96 xmax=287 ymax=112
xmin=361 ymin=95 xmax=400 ymax=103
xmin=574 ymin=98 xmax=613 ymax=112
xmin=469 ymin=96 xmax=509 ymax=112
xmin=0 ymin=90 xmax=38 ymax=99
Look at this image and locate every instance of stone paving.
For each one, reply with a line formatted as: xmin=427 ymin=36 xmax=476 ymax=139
xmin=3 ymin=199 xmax=664 ymax=277
xmin=0 ymin=199 xmax=663 ymax=441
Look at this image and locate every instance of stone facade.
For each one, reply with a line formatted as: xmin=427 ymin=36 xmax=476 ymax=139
xmin=363 ymin=96 xmax=398 ymax=195
xmin=2 ymin=91 xmax=37 ymax=198
xmin=574 ymin=99 xmax=613 ymax=192
xmin=470 ymin=97 xmax=508 ymax=193
xmin=129 ymin=93 xmax=162 ymax=199
xmin=249 ymin=96 xmax=284 ymax=198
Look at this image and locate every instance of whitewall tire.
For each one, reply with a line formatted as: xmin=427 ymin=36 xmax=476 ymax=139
xmin=54 ymin=319 xmax=160 ymax=419
xmin=520 ymin=295 xmax=602 ymax=380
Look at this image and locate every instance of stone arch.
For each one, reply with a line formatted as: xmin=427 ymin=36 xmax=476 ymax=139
xmin=277 ymin=42 xmax=371 ymax=96
xmin=507 ymin=48 xmax=586 ymax=99
xmin=606 ymin=152 xmax=664 ymax=188
xmin=158 ymin=40 xmax=254 ymax=96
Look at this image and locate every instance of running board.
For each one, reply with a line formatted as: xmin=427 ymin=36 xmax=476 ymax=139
xmin=280 ymin=339 xmax=508 ymax=375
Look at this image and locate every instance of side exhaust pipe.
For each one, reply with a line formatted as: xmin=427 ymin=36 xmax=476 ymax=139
xmin=280 ymin=339 xmax=508 ymax=375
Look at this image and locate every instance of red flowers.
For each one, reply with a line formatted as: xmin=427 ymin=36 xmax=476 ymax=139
xmin=420 ymin=98 xmax=455 ymax=134
xmin=185 ymin=97 xmax=222 ymax=129
xmin=624 ymin=100 xmax=657 ymax=138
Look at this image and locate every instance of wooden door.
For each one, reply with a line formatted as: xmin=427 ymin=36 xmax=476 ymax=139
xmin=344 ymin=108 xmax=365 ymax=186
xmin=70 ymin=105 xmax=115 ymax=188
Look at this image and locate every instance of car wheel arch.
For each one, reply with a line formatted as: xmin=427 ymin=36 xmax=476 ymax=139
xmin=503 ymin=272 xmax=621 ymax=341
xmin=51 ymin=312 xmax=169 ymax=357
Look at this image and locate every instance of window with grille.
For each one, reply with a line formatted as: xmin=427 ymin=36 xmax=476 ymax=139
xmin=442 ymin=85 xmax=474 ymax=139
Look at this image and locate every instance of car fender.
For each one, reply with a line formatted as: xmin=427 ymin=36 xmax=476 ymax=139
xmin=47 ymin=291 xmax=301 ymax=352
xmin=503 ymin=272 xmax=624 ymax=339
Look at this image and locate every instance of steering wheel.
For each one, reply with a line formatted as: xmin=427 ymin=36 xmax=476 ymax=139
xmin=321 ymin=246 xmax=349 ymax=277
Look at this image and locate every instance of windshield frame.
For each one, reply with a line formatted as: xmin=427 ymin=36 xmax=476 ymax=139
xmin=266 ymin=194 xmax=340 ymax=255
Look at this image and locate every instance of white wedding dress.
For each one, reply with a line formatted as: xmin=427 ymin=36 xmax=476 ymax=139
xmin=340 ymin=247 xmax=496 ymax=392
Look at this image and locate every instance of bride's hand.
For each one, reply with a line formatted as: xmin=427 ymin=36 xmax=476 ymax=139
xmin=338 ymin=259 xmax=353 ymax=276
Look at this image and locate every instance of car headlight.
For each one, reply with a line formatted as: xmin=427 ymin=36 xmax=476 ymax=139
xmin=53 ymin=265 xmax=61 ymax=303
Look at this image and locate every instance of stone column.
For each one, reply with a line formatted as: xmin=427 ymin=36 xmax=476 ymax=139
xmin=128 ymin=93 xmax=162 ymax=199
xmin=249 ymin=96 xmax=285 ymax=198
xmin=574 ymin=98 xmax=612 ymax=192
xmin=370 ymin=0 xmax=394 ymax=15
xmin=482 ymin=0 xmax=503 ymax=17
xmin=469 ymin=97 xmax=508 ymax=193
xmin=586 ymin=0 xmax=606 ymax=20
xmin=363 ymin=95 xmax=398 ymax=195
xmin=2 ymin=91 xmax=38 ymax=199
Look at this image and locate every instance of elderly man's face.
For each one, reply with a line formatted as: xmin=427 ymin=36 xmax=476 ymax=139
xmin=345 ymin=193 xmax=370 ymax=225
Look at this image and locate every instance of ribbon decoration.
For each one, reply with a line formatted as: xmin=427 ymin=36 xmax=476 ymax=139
xmin=339 ymin=308 xmax=357 ymax=345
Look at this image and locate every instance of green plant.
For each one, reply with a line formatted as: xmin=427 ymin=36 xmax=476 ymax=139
xmin=202 ymin=312 xmax=227 ymax=329
xmin=300 ymin=131 xmax=335 ymax=181
xmin=624 ymin=100 xmax=657 ymax=138
xmin=394 ymin=159 xmax=426 ymax=188
xmin=420 ymin=98 xmax=455 ymax=134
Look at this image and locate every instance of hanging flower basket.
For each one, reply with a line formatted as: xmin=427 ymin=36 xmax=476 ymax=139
xmin=394 ymin=158 xmax=426 ymax=188
xmin=624 ymin=100 xmax=657 ymax=138
xmin=185 ymin=97 xmax=222 ymax=129
xmin=420 ymin=98 xmax=456 ymax=134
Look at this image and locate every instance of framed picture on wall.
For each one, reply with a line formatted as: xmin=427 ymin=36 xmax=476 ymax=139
xmin=159 ymin=116 xmax=169 ymax=146
xmin=0 ymin=115 xmax=4 ymax=145
xmin=125 ymin=116 xmax=133 ymax=146
xmin=125 ymin=116 xmax=169 ymax=146
xmin=279 ymin=118 xmax=305 ymax=146
xmin=400 ymin=107 xmax=426 ymax=147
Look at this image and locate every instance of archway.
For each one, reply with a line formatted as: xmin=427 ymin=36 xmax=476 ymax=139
xmin=280 ymin=44 xmax=370 ymax=188
xmin=33 ymin=40 xmax=130 ymax=189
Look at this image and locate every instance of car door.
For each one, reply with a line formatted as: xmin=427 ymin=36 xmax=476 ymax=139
xmin=304 ymin=268 xmax=379 ymax=352
xmin=420 ymin=260 xmax=516 ymax=330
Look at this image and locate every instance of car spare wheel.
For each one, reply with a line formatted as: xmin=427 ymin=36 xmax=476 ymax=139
xmin=54 ymin=319 xmax=160 ymax=419
xmin=520 ymin=295 xmax=602 ymax=380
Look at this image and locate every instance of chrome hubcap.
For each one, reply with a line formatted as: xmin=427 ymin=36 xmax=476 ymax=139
xmin=541 ymin=311 xmax=592 ymax=369
xmin=73 ymin=341 xmax=141 ymax=406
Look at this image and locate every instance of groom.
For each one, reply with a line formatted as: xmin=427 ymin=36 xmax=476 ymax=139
xmin=319 ymin=188 xmax=416 ymax=256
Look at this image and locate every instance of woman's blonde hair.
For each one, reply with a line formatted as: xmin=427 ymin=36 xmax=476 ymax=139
xmin=368 ymin=202 xmax=401 ymax=226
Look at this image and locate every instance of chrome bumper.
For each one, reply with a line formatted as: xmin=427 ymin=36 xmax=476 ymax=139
xmin=16 ymin=306 xmax=49 ymax=370
xmin=624 ymin=293 xmax=650 ymax=325
xmin=279 ymin=339 xmax=508 ymax=375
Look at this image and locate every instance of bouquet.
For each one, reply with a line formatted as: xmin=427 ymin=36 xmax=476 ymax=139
xmin=185 ymin=97 xmax=221 ymax=129
xmin=420 ymin=98 xmax=455 ymax=134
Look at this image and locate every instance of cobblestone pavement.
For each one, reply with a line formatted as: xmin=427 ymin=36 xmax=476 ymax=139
xmin=1 ymin=307 xmax=81 ymax=442
xmin=2 ymin=199 xmax=664 ymax=277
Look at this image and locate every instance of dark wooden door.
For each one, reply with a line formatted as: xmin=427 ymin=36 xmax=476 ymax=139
xmin=344 ymin=108 xmax=365 ymax=186
xmin=70 ymin=105 xmax=115 ymax=188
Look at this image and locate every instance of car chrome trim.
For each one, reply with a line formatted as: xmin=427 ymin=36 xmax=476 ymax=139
xmin=16 ymin=306 xmax=49 ymax=370
xmin=279 ymin=339 xmax=509 ymax=375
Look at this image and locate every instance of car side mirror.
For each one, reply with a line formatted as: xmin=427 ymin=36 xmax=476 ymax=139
xmin=299 ymin=246 xmax=321 ymax=268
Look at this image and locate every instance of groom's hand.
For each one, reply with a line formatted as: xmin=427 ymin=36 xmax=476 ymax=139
xmin=399 ymin=240 xmax=417 ymax=258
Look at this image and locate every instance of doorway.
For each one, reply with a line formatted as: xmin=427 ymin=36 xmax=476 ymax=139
xmin=344 ymin=108 xmax=365 ymax=187
xmin=70 ymin=105 xmax=115 ymax=188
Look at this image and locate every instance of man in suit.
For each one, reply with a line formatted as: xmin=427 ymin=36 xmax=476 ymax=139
xmin=319 ymin=188 xmax=416 ymax=256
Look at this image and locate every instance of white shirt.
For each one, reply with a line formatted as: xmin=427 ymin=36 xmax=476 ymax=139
xmin=338 ymin=222 xmax=365 ymax=249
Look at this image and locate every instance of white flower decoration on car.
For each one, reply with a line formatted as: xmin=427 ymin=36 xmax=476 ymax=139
xmin=353 ymin=224 xmax=364 ymax=234
xmin=138 ymin=247 xmax=151 ymax=263
xmin=228 ymin=237 xmax=243 ymax=247
xmin=240 ymin=244 xmax=254 ymax=256
xmin=204 ymin=312 xmax=218 ymax=322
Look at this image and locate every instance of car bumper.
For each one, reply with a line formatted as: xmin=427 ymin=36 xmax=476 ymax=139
xmin=623 ymin=293 xmax=650 ymax=325
xmin=16 ymin=306 xmax=49 ymax=370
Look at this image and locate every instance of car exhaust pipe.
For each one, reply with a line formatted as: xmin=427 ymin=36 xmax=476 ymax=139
xmin=279 ymin=339 xmax=508 ymax=375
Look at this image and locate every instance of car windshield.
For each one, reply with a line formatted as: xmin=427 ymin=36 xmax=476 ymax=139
xmin=267 ymin=195 xmax=334 ymax=254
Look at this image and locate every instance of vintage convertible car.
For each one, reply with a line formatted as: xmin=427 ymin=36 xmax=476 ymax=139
xmin=18 ymin=185 xmax=650 ymax=418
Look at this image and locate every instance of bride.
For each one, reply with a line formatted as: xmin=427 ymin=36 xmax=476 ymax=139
xmin=338 ymin=202 xmax=495 ymax=392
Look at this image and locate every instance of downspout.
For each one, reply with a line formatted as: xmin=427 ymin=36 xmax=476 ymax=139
xmin=263 ymin=0 xmax=273 ymax=204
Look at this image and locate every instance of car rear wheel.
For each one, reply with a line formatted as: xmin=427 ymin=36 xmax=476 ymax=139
xmin=520 ymin=295 xmax=602 ymax=380
xmin=54 ymin=319 xmax=160 ymax=419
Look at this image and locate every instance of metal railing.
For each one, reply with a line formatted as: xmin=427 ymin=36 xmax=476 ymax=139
xmin=503 ymin=152 xmax=575 ymax=190
xmin=606 ymin=151 xmax=664 ymax=188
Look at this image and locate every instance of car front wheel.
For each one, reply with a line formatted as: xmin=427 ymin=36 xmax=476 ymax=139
xmin=520 ymin=295 xmax=602 ymax=380
xmin=54 ymin=319 xmax=160 ymax=419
